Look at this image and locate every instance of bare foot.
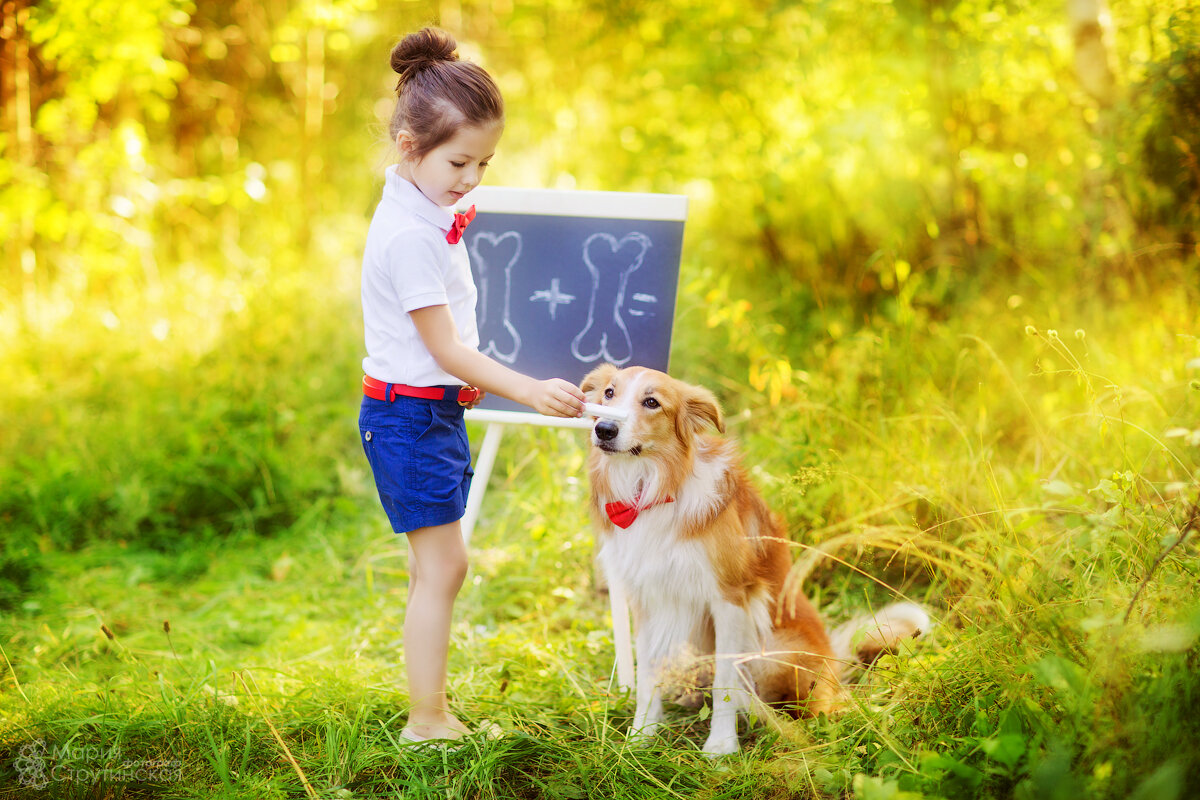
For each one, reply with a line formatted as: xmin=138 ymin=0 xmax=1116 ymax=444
xmin=402 ymin=712 xmax=471 ymax=741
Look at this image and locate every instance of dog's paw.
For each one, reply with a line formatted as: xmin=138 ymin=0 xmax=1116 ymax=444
xmin=627 ymin=720 xmax=659 ymax=748
xmin=701 ymin=732 xmax=740 ymax=757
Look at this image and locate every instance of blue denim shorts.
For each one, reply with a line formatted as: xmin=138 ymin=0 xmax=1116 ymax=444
xmin=359 ymin=393 xmax=473 ymax=533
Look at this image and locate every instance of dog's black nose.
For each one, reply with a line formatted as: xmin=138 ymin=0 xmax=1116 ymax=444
xmin=595 ymin=420 xmax=619 ymax=441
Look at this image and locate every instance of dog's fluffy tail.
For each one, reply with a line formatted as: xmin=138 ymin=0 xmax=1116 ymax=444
xmin=828 ymin=602 xmax=931 ymax=682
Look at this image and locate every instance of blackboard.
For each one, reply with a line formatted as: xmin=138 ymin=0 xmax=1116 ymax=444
xmin=461 ymin=186 xmax=687 ymax=413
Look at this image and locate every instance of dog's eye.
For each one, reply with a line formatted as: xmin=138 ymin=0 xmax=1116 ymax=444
xmin=643 ymin=397 xmax=660 ymax=409
xmin=604 ymin=387 xmax=614 ymax=399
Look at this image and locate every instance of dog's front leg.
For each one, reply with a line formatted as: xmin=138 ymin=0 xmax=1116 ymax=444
xmin=629 ymin=604 xmax=700 ymax=744
xmin=629 ymin=617 xmax=670 ymax=743
xmin=630 ymin=659 xmax=664 ymax=744
xmin=703 ymin=600 xmax=757 ymax=756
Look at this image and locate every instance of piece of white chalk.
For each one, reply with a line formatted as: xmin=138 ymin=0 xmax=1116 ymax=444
xmin=584 ymin=403 xmax=628 ymax=421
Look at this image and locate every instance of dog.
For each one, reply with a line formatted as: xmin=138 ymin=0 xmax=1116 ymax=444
xmin=581 ymin=364 xmax=928 ymax=755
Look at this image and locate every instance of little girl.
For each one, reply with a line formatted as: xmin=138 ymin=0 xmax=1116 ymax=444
xmin=359 ymin=27 xmax=585 ymax=743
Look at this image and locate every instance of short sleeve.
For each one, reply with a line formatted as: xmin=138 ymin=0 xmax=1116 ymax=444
xmin=385 ymin=228 xmax=451 ymax=313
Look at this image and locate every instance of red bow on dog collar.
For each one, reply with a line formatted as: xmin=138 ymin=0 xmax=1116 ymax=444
xmin=446 ymin=205 xmax=476 ymax=244
xmin=604 ymin=495 xmax=675 ymax=529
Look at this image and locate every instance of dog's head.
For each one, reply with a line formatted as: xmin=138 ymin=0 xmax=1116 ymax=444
xmin=580 ymin=364 xmax=725 ymax=457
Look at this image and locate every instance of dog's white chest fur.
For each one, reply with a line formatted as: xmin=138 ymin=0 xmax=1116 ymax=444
xmin=596 ymin=445 xmax=731 ymax=607
xmin=599 ymin=516 xmax=715 ymax=606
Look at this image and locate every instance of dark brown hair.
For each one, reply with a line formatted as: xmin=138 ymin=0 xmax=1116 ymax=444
xmin=388 ymin=28 xmax=504 ymax=161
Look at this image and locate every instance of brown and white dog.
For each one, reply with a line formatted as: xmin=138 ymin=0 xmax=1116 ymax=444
xmin=581 ymin=365 xmax=928 ymax=755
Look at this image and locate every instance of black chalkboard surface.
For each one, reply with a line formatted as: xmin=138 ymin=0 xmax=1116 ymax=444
xmin=461 ymin=187 xmax=687 ymax=413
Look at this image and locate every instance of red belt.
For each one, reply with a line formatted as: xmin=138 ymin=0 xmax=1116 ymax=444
xmin=362 ymin=376 xmax=482 ymax=406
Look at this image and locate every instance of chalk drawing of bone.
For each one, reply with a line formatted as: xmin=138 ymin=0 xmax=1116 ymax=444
xmin=571 ymin=232 xmax=652 ymax=366
xmin=469 ymin=231 xmax=522 ymax=363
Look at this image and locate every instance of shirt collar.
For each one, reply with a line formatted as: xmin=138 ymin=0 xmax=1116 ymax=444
xmin=384 ymin=166 xmax=454 ymax=233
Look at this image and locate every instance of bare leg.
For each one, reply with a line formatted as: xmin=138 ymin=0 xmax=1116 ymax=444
xmin=402 ymin=520 xmax=471 ymax=740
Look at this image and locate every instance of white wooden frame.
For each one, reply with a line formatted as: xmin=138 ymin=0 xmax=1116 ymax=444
xmin=459 ymin=186 xmax=687 ymax=692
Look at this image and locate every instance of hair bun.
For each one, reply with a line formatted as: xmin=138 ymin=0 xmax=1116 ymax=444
xmin=391 ymin=27 xmax=458 ymax=88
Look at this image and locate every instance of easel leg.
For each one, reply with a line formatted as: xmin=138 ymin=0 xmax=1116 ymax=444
xmin=461 ymin=422 xmax=505 ymax=546
xmin=608 ymin=578 xmax=635 ymax=692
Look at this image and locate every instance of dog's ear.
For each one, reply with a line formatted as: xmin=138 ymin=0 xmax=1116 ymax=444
xmin=581 ymin=363 xmax=618 ymax=400
xmin=677 ymin=383 xmax=725 ymax=438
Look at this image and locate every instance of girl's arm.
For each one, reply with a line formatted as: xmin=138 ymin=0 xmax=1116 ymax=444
xmin=410 ymin=304 xmax=585 ymax=418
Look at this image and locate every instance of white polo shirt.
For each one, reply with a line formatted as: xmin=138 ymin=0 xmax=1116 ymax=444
xmin=361 ymin=167 xmax=480 ymax=386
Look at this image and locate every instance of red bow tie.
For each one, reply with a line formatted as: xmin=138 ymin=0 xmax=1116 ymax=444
xmin=604 ymin=494 xmax=675 ymax=529
xmin=446 ymin=205 xmax=476 ymax=244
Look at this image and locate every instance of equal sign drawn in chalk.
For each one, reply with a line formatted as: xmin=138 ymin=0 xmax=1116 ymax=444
xmin=628 ymin=293 xmax=658 ymax=317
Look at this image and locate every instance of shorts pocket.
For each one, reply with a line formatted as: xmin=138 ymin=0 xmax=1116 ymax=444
xmin=407 ymin=402 xmax=460 ymax=488
xmin=361 ymin=424 xmax=405 ymax=503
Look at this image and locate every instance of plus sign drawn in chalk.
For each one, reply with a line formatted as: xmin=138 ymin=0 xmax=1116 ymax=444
xmin=529 ymin=279 xmax=576 ymax=320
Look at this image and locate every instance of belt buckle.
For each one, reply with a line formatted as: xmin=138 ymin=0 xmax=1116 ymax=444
xmin=457 ymin=386 xmax=479 ymax=407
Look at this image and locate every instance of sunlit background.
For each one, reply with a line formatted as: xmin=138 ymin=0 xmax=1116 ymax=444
xmin=5 ymin=1 xmax=1196 ymax=347
xmin=2 ymin=2 xmax=1199 ymax=795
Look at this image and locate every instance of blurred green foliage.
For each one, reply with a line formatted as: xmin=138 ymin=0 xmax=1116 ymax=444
xmin=4 ymin=0 xmax=1198 ymax=299
xmin=2 ymin=0 xmax=1198 ymax=580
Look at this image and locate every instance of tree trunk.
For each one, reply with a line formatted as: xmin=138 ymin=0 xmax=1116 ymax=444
xmin=2 ymin=1 xmax=39 ymax=307
xmin=1068 ymin=0 xmax=1117 ymax=106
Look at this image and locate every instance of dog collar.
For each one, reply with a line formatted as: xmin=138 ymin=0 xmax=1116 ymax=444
xmin=604 ymin=495 xmax=675 ymax=529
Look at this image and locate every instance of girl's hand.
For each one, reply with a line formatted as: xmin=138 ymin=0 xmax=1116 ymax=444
xmin=465 ymin=390 xmax=486 ymax=410
xmin=408 ymin=306 xmax=585 ymax=416
xmin=529 ymin=378 xmax=585 ymax=418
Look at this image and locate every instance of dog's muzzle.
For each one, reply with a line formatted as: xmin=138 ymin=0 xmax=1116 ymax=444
xmin=594 ymin=420 xmax=641 ymax=455
xmin=595 ymin=420 xmax=620 ymax=442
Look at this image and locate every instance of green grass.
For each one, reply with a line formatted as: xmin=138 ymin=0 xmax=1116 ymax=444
xmin=2 ymin=254 xmax=1199 ymax=798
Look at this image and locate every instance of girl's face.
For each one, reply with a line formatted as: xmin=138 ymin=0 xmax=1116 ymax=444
xmin=397 ymin=122 xmax=503 ymax=208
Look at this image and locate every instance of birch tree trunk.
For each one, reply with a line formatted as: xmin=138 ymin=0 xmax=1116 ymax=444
xmin=1068 ymin=0 xmax=1117 ymax=105
xmin=1 ymin=1 xmax=39 ymax=306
